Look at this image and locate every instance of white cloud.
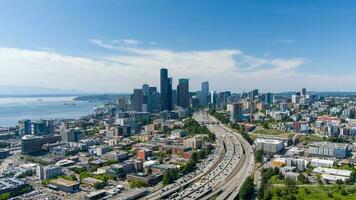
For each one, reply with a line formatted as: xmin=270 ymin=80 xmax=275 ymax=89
xmin=0 ymin=39 xmax=355 ymax=93
xmin=121 ymin=39 xmax=141 ymax=45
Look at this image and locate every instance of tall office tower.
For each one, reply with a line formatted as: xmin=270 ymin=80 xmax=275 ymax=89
xmin=31 ymin=120 xmax=53 ymax=136
xmin=301 ymin=88 xmax=307 ymax=96
xmin=292 ymin=93 xmax=301 ymax=104
xmin=160 ymin=68 xmax=172 ymax=111
xmin=230 ymin=103 xmax=244 ymax=123
xmin=177 ymin=79 xmax=189 ymax=108
xmin=265 ymin=93 xmax=274 ymax=104
xmin=117 ymin=96 xmax=127 ymax=111
xmin=212 ymin=91 xmax=218 ymax=108
xmin=172 ymin=89 xmax=177 ymax=107
xmin=201 ymin=81 xmax=209 ymax=106
xmin=132 ymin=89 xmax=144 ymax=111
xmin=249 ymin=89 xmax=259 ymax=101
xmin=148 ymin=87 xmax=160 ymax=112
xmin=216 ymin=91 xmax=231 ymax=109
xmin=19 ymin=119 xmax=32 ymax=135
xmin=169 ymin=77 xmax=173 ymax=109
xmin=142 ymin=83 xmax=149 ymax=95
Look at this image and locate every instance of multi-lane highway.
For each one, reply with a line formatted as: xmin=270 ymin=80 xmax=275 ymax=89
xmin=143 ymin=111 xmax=255 ymax=200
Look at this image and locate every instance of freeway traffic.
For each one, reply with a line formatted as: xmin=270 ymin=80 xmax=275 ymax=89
xmin=143 ymin=111 xmax=255 ymax=200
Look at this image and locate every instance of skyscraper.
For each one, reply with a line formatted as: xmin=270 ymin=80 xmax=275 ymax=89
xmin=302 ymin=88 xmax=307 ymax=96
xmin=132 ymin=89 xmax=144 ymax=111
xmin=172 ymin=89 xmax=177 ymax=107
xmin=147 ymin=87 xmax=160 ymax=112
xmin=177 ymin=79 xmax=189 ymax=108
xmin=116 ymin=96 xmax=127 ymax=111
xmin=265 ymin=93 xmax=273 ymax=104
xmin=201 ymin=81 xmax=209 ymax=106
xmin=142 ymin=83 xmax=149 ymax=95
xmin=160 ymin=68 xmax=172 ymax=111
xmin=249 ymin=89 xmax=259 ymax=101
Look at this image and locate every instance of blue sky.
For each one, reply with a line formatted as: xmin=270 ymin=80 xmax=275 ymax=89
xmin=0 ymin=0 xmax=356 ymax=93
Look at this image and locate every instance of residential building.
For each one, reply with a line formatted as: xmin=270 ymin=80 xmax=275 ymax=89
xmin=308 ymin=142 xmax=349 ymax=158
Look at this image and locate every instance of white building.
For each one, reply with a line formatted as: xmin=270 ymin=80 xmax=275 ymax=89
xmin=37 ymin=165 xmax=61 ymax=180
xmin=255 ymin=138 xmax=284 ymax=153
xmin=312 ymin=167 xmax=352 ymax=178
xmin=310 ymin=158 xmax=334 ymax=168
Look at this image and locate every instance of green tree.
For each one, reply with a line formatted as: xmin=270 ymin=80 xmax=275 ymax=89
xmin=129 ymin=179 xmax=148 ymax=188
xmin=297 ymin=173 xmax=309 ymax=184
xmin=93 ymin=181 xmax=107 ymax=189
xmin=255 ymin=149 xmax=263 ymax=163
xmin=335 ymin=179 xmax=343 ymax=185
xmin=0 ymin=192 xmax=10 ymax=200
xmin=239 ymin=176 xmax=254 ymax=200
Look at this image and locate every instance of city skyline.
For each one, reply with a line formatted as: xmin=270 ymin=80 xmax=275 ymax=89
xmin=1 ymin=1 xmax=356 ymax=93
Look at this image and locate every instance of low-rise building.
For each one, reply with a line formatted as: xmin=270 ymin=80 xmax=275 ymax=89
xmin=85 ymin=190 xmax=107 ymax=200
xmin=96 ymin=145 xmax=110 ymax=156
xmin=183 ymin=137 xmax=203 ymax=150
xmin=48 ymin=178 xmax=79 ymax=193
xmin=137 ymin=149 xmax=153 ymax=160
xmin=312 ymin=167 xmax=352 ymax=182
xmin=0 ymin=149 xmax=10 ymax=159
xmin=310 ymin=158 xmax=334 ymax=168
xmin=0 ymin=178 xmax=29 ymax=196
xmin=103 ymin=150 xmax=128 ymax=162
xmin=308 ymin=142 xmax=349 ymax=158
xmin=255 ymin=138 xmax=284 ymax=153
xmin=126 ymin=173 xmax=162 ymax=186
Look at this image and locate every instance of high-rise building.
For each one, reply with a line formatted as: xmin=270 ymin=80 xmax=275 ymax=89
xmin=249 ymin=89 xmax=259 ymax=101
xmin=31 ymin=120 xmax=53 ymax=136
xmin=265 ymin=93 xmax=273 ymax=104
xmin=172 ymin=89 xmax=177 ymax=107
xmin=291 ymin=94 xmax=301 ymax=104
xmin=116 ymin=96 xmax=127 ymax=111
xmin=212 ymin=91 xmax=218 ymax=108
xmin=160 ymin=68 xmax=172 ymax=111
xmin=132 ymin=89 xmax=144 ymax=111
xmin=60 ymin=128 xmax=84 ymax=143
xmin=142 ymin=83 xmax=149 ymax=95
xmin=216 ymin=91 xmax=231 ymax=109
xmin=302 ymin=88 xmax=307 ymax=96
xmin=147 ymin=87 xmax=160 ymax=112
xmin=37 ymin=165 xmax=61 ymax=180
xmin=19 ymin=119 xmax=32 ymax=135
xmin=201 ymin=81 xmax=209 ymax=106
xmin=230 ymin=103 xmax=244 ymax=123
xmin=177 ymin=79 xmax=189 ymax=108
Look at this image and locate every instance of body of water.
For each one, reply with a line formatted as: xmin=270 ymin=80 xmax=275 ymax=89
xmin=0 ymin=96 xmax=102 ymax=127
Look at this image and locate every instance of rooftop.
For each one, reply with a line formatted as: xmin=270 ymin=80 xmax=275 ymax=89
xmin=309 ymin=141 xmax=348 ymax=149
xmin=49 ymin=178 xmax=79 ymax=187
xmin=313 ymin=167 xmax=352 ymax=177
xmin=255 ymin=138 xmax=283 ymax=144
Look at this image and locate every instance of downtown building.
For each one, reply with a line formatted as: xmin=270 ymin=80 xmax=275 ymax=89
xmin=160 ymin=68 xmax=172 ymax=111
xmin=177 ymin=78 xmax=190 ymax=109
